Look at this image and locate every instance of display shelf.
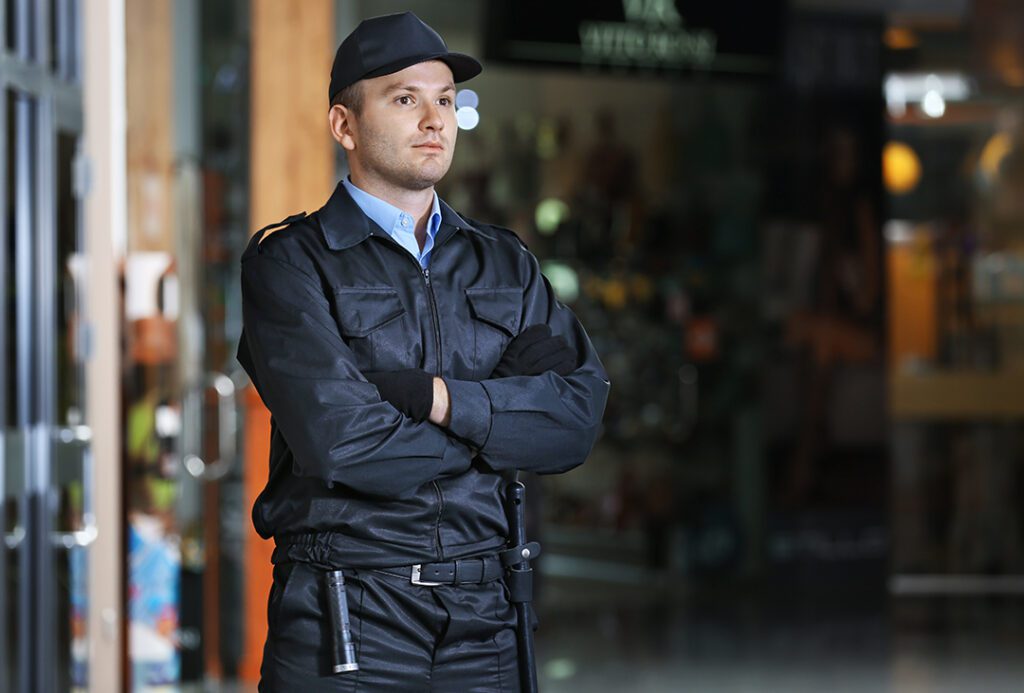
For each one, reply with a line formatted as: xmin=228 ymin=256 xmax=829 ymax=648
xmin=889 ymin=370 xmax=1024 ymax=419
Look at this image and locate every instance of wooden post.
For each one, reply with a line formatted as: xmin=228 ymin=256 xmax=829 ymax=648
xmin=240 ymin=0 xmax=335 ymax=682
xmin=250 ymin=0 xmax=336 ymax=228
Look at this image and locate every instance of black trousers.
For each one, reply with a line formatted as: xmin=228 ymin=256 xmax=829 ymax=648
xmin=259 ymin=562 xmax=521 ymax=692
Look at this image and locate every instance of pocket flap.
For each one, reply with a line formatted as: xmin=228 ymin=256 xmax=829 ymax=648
xmin=466 ymin=287 xmax=522 ymax=336
xmin=333 ymin=287 xmax=406 ymax=338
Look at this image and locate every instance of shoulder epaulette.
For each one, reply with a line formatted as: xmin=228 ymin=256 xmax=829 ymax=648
xmin=488 ymin=223 xmax=530 ymax=251
xmin=256 ymin=211 xmax=308 ymax=245
xmin=460 ymin=214 xmax=530 ymax=250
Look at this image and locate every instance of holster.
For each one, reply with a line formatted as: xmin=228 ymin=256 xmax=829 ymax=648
xmin=500 ymin=541 xmax=542 ymax=606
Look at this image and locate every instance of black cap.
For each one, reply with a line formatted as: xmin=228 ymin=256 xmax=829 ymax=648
xmin=329 ymin=12 xmax=482 ymax=105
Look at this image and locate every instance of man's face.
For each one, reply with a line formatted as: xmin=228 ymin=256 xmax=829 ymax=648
xmin=335 ymin=60 xmax=458 ymax=192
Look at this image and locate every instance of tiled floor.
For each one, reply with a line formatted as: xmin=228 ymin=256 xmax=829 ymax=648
xmin=534 ymin=579 xmax=1024 ymax=693
xmin=177 ymin=578 xmax=1024 ymax=692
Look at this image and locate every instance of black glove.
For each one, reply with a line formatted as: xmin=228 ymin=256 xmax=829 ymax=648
xmin=363 ymin=368 xmax=434 ymax=422
xmin=490 ymin=324 xmax=577 ymax=378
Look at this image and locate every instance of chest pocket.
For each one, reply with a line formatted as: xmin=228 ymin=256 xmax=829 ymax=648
xmin=333 ymin=287 xmax=407 ymax=371
xmin=466 ymin=287 xmax=522 ymax=380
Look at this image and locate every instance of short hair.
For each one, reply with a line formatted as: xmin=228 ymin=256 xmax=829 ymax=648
xmin=331 ymin=81 xmax=364 ymax=113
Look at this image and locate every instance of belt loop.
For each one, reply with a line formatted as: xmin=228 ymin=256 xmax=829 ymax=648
xmin=453 ymin=560 xmax=461 ymax=586
xmin=478 ymin=556 xmax=487 ymax=585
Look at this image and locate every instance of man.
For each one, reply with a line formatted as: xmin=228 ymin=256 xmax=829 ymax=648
xmin=238 ymin=11 xmax=609 ymax=691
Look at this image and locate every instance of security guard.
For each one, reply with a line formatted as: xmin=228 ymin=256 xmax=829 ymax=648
xmin=237 ymin=12 xmax=610 ymax=691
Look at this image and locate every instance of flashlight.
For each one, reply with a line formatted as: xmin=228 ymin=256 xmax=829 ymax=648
xmin=324 ymin=569 xmax=358 ymax=673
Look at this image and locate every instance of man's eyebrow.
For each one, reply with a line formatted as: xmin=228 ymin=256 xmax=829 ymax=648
xmin=382 ymin=83 xmax=456 ymax=95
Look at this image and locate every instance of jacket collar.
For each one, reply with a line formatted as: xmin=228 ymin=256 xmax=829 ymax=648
xmin=316 ymin=180 xmax=495 ymax=251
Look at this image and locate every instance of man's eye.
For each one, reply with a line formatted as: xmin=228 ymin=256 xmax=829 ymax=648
xmin=438 ymin=97 xmax=452 ymax=107
xmin=397 ymin=95 xmax=412 ymax=105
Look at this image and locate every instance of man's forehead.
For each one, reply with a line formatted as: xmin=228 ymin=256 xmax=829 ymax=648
xmin=369 ymin=60 xmax=455 ymax=92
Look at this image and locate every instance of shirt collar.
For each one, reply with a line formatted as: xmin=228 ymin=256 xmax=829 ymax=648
xmin=315 ymin=179 xmax=493 ymax=251
xmin=342 ymin=176 xmax=441 ymax=243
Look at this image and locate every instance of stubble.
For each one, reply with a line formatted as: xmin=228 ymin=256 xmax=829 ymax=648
xmin=359 ymin=120 xmax=454 ymax=192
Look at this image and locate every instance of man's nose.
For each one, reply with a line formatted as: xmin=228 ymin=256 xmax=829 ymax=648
xmin=421 ymin=102 xmax=444 ymax=131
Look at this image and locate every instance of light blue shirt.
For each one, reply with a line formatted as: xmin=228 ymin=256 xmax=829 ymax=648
xmin=342 ymin=177 xmax=442 ymax=269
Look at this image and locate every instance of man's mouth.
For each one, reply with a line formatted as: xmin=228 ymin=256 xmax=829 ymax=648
xmin=414 ymin=142 xmax=444 ymax=150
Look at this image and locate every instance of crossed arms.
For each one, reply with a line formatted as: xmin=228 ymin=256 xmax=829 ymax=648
xmin=237 ymin=247 xmax=610 ymax=499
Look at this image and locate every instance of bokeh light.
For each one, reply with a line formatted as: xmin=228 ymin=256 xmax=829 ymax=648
xmin=922 ymin=90 xmax=946 ymax=118
xmin=535 ymin=198 xmax=570 ymax=234
xmin=883 ymin=141 xmax=923 ymax=194
xmin=455 ymin=89 xmax=479 ymax=109
xmin=456 ymin=106 xmax=479 ymax=130
xmin=541 ymin=260 xmax=579 ymax=303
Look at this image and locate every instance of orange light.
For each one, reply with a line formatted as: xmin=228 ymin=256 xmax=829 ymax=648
xmin=883 ymin=141 xmax=922 ymax=195
xmin=979 ymin=132 xmax=1013 ymax=180
xmin=884 ymin=27 xmax=919 ymax=51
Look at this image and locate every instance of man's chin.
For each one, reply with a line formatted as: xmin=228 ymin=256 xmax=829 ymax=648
xmin=404 ymin=163 xmax=450 ymax=190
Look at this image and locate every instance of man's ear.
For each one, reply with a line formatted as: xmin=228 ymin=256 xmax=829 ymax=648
xmin=329 ymin=104 xmax=356 ymax=151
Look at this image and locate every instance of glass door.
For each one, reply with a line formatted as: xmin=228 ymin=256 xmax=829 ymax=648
xmin=122 ymin=1 xmax=251 ymax=684
xmin=176 ymin=0 xmax=248 ymax=681
xmin=2 ymin=1 xmax=89 ymax=691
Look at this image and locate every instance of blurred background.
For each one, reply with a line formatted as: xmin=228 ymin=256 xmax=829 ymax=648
xmin=5 ymin=0 xmax=1024 ymax=690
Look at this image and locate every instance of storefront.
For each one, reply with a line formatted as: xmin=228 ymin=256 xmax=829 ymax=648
xmin=885 ymin=0 xmax=1024 ymax=589
xmin=6 ymin=0 xmax=1024 ymax=690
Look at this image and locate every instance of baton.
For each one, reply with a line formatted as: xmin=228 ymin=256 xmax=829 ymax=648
xmin=506 ymin=473 xmax=539 ymax=693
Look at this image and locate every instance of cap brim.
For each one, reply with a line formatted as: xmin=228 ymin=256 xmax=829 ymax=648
xmin=362 ymin=51 xmax=482 ymax=84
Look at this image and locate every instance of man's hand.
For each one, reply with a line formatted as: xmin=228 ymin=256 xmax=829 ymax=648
xmin=366 ymin=322 xmax=575 ymax=427
xmin=490 ymin=324 xmax=577 ymax=378
xmin=430 ymin=377 xmax=451 ymax=427
xmin=363 ymin=369 xmax=434 ymax=422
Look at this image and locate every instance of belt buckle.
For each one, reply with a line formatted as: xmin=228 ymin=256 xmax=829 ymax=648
xmin=411 ymin=564 xmax=443 ymax=587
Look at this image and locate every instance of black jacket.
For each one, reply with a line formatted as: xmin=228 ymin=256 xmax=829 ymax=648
xmin=237 ymin=182 xmax=610 ymax=567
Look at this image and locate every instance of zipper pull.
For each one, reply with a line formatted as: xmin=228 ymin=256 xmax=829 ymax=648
xmin=423 ymin=268 xmax=431 ymax=285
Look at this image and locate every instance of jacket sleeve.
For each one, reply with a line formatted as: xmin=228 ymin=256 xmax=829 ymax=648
xmin=442 ymin=248 xmax=610 ymax=474
xmin=238 ymin=250 xmax=471 ymax=499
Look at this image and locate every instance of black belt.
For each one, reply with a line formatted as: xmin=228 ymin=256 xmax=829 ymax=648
xmin=397 ymin=556 xmax=506 ymax=586
xmin=272 ymin=531 xmax=541 ymax=587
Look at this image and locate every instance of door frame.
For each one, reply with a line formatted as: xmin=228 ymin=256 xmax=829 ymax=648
xmin=1 ymin=1 xmax=88 ymax=691
xmin=82 ymin=0 xmax=126 ymax=691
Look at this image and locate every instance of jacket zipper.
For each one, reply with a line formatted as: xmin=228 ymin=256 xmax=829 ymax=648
xmin=422 ymin=268 xmax=443 ymax=375
xmin=422 ymin=267 xmax=446 ymax=560
xmin=372 ymin=233 xmax=451 ymax=561
xmin=370 ymin=232 xmax=444 ymax=375
xmin=431 ymin=479 xmax=446 ymax=561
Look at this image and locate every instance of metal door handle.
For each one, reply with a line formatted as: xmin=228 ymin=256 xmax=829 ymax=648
xmin=51 ymin=425 xmax=98 ymax=548
xmin=57 ymin=425 xmax=92 ymax=444
xmin=183 ymin=372 xmax=237 ymax=480
xmin=53 ymin=523 xmax=98 ymax=548
xmin=2 ymin=427 xmax=97 ymax=549
xmin=5 ymin=525 xmax=25 ymax=549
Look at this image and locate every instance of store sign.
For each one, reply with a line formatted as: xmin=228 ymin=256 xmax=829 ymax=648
xmin=579 ymin=0 xmax=717 ymax=68
xmin=484 ymin=0 xmax=780 ymax=77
